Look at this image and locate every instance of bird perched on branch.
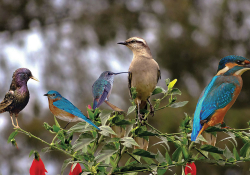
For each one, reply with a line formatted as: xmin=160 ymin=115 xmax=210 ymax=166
xmin=191 ymin=55 xmax=250 ymax=145
xmin=0 ymin=68 xmax=39 ymax=128
xmin=118 ymin=37 xmax=161 ymax=121
xmin=92 ymin=71 xmax=129 ymax=111
xmin=44 ymin=90 xmax=100 ymax=130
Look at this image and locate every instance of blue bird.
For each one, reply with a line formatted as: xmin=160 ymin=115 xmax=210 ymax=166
xmin=44 ymin=90 xmax=100 ymax=130
xmin=191 ymin=55 xmax=250 ymax=145
xmin=92 ymin=71 xmax=129 ymax=110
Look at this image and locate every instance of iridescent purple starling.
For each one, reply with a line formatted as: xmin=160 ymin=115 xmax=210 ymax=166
xmin=92 ymin=71 xmax=129 ymax=110
xmin=0 ymin=68 xmax=39 ymax=128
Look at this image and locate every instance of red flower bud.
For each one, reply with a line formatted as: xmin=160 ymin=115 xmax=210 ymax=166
xmin=69 ymin=163 xmax=82 ymax=175
xmin=185 ymin=162 xmax=196 ymax=175
xmin=29 ymin=152 xmax=47 ymax=175
xmin=87 ymin=105 xmax=92 ymax=110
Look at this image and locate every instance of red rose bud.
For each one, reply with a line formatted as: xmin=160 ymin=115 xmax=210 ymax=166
xmin=29 ymin=152 xmax=48 ymax=175
xmin=185 ymin=162 xmax=196 ymax=175
xmin=87 ymin=105 xmax=92 ymax=110
xmin=69 ymin=163 xmax=82 ymax=175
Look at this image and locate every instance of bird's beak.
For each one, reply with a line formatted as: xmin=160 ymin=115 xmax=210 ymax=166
xmin=44 ymin=94 xmax=48 ymax=96
xmin=30 ymin=76 xmax=39 ymax=82
xmin=117 ymin=41 xmax=127 ymax=45
xmin=114 ymin=72 xmax=130 ymax=75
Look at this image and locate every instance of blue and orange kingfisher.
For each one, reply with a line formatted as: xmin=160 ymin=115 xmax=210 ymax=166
xmin=191 ymin=55 xmax=250 ymax=145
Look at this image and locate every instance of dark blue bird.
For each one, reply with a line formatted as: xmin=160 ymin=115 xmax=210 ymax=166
xmin=44 ymin=90 xmax=100 ymax=130
xmin=92 ymin=71 xmax=129 ymax=110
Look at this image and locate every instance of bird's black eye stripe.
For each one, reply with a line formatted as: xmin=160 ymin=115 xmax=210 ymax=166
xmin=236 ymin=60 xmax=245 ymax=65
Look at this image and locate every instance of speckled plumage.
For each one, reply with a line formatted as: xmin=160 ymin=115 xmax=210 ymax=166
xmin=0 ymin=68 xmax=38 ymax=128
xmin=191 ymin=55 xmax=250 ymax=143
xmin=45 ymin=90 xmax=100 ymax=130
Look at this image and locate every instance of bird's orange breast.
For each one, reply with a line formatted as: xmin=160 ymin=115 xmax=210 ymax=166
xmin=48 ymin=98 xmax=78 ymax=122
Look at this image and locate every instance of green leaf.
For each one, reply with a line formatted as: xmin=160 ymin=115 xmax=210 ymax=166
xmin=68 ymin=122 xmax=93 ymax=133
xmin=127 ymin=105 xmax=136 ymax=116
xmin=72 ymin=133 xmax=95 ymax=151
xmin=155 ymin=150 xmax=166 ymax=163
xmin=142 ymin=157 xmax=155 ymax=164
xmin=99 ymin=110 xmax=112 ymax=126
xmin=233 ymin=146 xmax=240 ymax=160
xmin=132 ymin=149 xmax=156 ymax=159
xmin=8 ymin=130 xmax=18 ymax=143
xmin=86 ymin=108 xmax=94 ymax=120
xmin=169 ymin=101 xmax=188 ymax=108
xmin=29 ymin=150 xmax=35 ymax=157
xmin=165 ymin=151 xmax=172 ymax=165
xmin=171 ymin=88 xmax=182 ymax=95
xmin=223 ymin=145 xmax=234 ymax=159
xmin=210 ymin=152 xmax=222 ymax=160
xmin=95 ymin=144 xmax=117 ymax=163
xmin=240 ymin=142 xmax=250 ymax=157
xmin=152 ymin=86 xmax=166 ymax=95
xmin=99 ymin=126 xmax=117 ymax=136
xmin=53 ymin=125 xmax=60 ymax=133
xmin=54 ymin=116 xmax=60 ymax=128
xmin=200 ymin=145 xmax=223 ymax=154
xmin=41 ymin=147 xmax=51 ymax=153
xmin=120 ymin=137 xmax=139 ymax=148
xmin=165 ymin=78 xmax=170 ymax=87
xmin=61 ymin=158 xmax=72 ymax=175
xmin=182 ymin=146 xmax=189 ymax=160
xmin=157 ymin=168 xmax=167 ymax=175
xmin=130 ymin=87 xmax=138 ymax=100
xmin=172 ymin=147 xmax=182 ymax=162
xmin=168 ymin=79 xmax=177 ymax=90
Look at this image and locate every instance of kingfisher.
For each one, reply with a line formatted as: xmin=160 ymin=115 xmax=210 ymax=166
xmin=191 ymin=55 xmax=250 ymax=145
xmin=44 ymin=90 xmax=100 ymax=130
xmin=92 ymin=71 xmax=129 ymax=110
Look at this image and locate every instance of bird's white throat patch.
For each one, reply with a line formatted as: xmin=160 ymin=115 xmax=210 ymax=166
xmin=235 ymin=68 xmax=250 ymax=75
xmin=216 ymin=66 xmax=229 ymax=75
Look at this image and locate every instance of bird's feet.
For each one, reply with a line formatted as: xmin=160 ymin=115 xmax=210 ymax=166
xmin=138 ymin=113 xmax=146 ymax=123
xmin=149 ymin=104 xmax=155 ymax=117
xmin=221 ymin=122 xmax=233 ymax=129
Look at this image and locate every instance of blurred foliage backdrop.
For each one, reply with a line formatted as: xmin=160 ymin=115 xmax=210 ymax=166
xmin=1 ymin=0 xmax=250 ymax=174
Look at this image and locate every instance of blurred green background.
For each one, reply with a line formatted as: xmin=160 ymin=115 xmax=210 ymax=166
xmin=1 ymin=0 xmax=250 ymax=174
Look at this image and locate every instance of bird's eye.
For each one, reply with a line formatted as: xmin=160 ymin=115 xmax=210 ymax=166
xmin=236 ymin=60 xmax=245 ymax=65
xmin=52 ymin=93 xmax=56 ymax=97
xmin=132 ymin=40 xmax=136 ymax=43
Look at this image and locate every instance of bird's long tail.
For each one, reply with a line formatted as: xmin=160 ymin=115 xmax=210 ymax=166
xmin=191 ymin=119 xmax=202 ymax=141
xmin=79 ymin=117 xmax=100 ymax=130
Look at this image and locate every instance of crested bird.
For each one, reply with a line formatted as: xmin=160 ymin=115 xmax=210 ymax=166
xmin=44 ymin=90 xmax=100 ymax=130
xmin=118 ymin=37 xmax=161 ymax=121
xmin=191 ymin=55 xmax=250 ymax=145
xmin=0 ymin=68 xmax=39 ymax=128
xmin=92 ymin=71 xmax=129 ymax=111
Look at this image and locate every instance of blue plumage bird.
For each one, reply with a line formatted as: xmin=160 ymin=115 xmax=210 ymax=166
xmin=92 ymin=71 xmax=129 ymax=110
xmin=191 ymin=55 xmax=250 ymax=145
xmin=44 ymin=90 xmax=100 ymax=130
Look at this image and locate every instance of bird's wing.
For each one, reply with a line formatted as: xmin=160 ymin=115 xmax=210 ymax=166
xmin=93 ymin=82 xmax=111 ymax=109
xmin=191 ymin=76 xmax=236 ymax=141
xmin=53 ymin=98 xmax=100 ymax=130
xmin=157 ymin=69 xmax=161 ymax=82
xmin=200 ymin=82 xmax=236 ymax=121
xmin=128 ymin=72 xmax=132 ymax=97
xmin=0 ymin=91 xmax=14 ymax=113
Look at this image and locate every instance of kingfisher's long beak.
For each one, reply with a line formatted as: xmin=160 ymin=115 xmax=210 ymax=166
xmin=114 ymin=72 xmax=130 ymax=75
xmin=30 ymin=76 xmax=39 ymax=82
xmin=44 ymin=94 xmax=48 ymax=96
xmin=117 ymin=41 xmax=127 ymax=45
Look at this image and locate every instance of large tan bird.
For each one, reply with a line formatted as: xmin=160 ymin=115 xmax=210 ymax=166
xmin=118 ymin=37 xmax=161 ymax=121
